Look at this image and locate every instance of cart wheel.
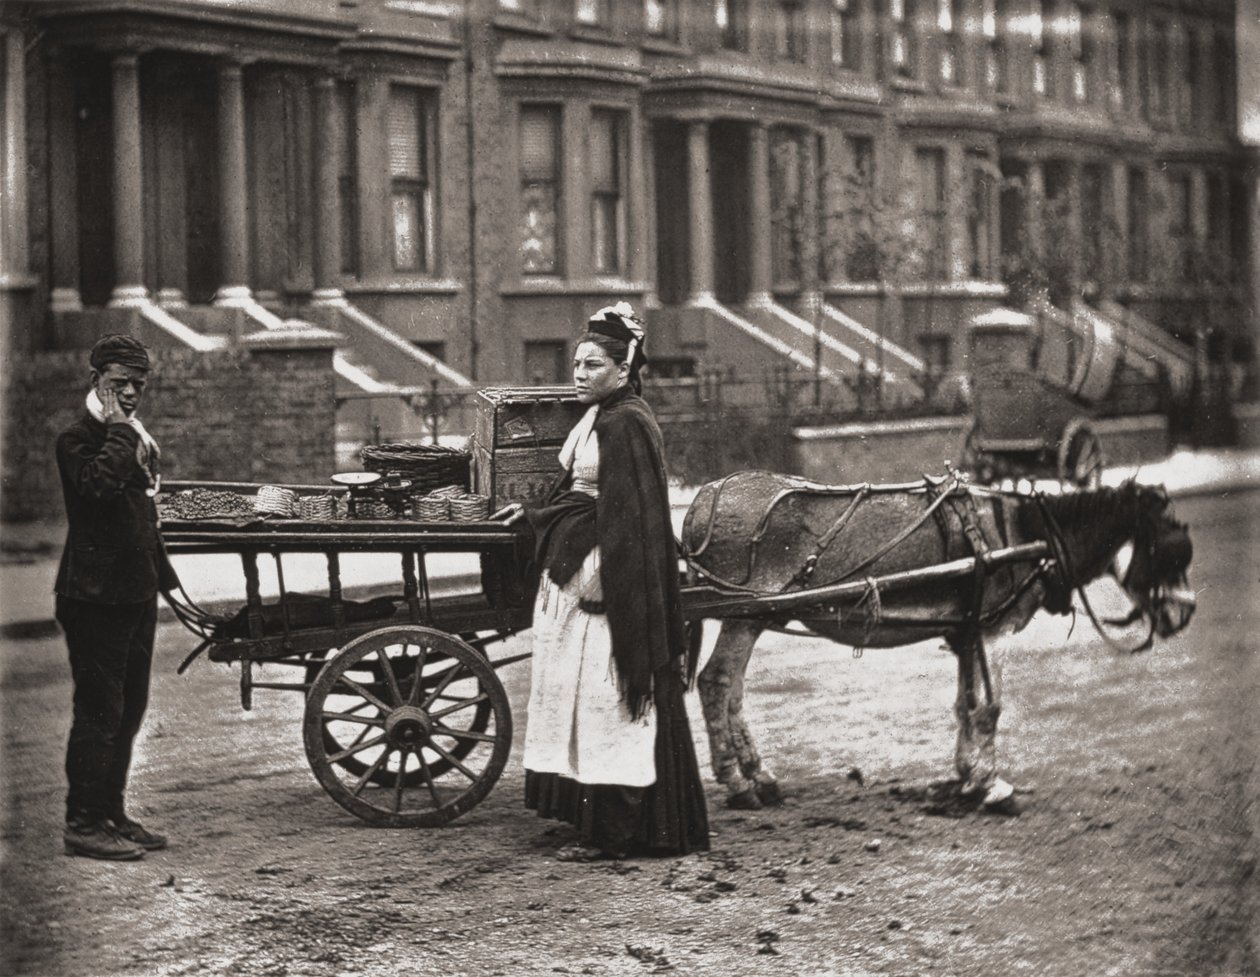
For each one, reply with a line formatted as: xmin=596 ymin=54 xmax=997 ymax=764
xmin=303 ymin=626 xmax=511 ymax=827
xmin=1058 ymin=419 xmax=1105 ymax=489
xmin=307 ymin=648 xmax=493 ymax=788
xmin=957 ymin=421 xmax=997 ymax=485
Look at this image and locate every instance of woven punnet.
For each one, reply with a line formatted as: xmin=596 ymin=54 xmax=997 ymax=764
xmin=413 ymin=495 xmax=451 ymax=521
xmin=360 ymin=443 xmax=471 ymax=494
xmin=449 ymin=493 xmax=490 ymax=523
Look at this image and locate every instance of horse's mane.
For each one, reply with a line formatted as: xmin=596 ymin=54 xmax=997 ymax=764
xmin=1013 ymin=481 xmax=1148 ymax=613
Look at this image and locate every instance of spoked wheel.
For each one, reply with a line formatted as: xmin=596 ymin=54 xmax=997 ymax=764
xmin=1058 ymin=419 xmax=1105 ymax=489
xmin=306 ymin=641 xmax=493 ymax=788
xmin=303 ymin=626 xmax=511 ymax=827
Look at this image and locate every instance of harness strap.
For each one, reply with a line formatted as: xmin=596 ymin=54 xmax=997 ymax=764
xmin=789 ymin=486 xmax=871 ymax=590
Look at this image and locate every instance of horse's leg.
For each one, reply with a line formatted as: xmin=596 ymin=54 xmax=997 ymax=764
xmin=948 ymin=629 xmax=1015 ymax=810
xmin=698 ymin=620 xmax=765 ymax=809
xmin=725 ymin=632 xmax=781 ymax=807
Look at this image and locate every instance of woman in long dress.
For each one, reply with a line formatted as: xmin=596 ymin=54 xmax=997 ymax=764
xmin=517 ymin=303 xmax=710 ymax=860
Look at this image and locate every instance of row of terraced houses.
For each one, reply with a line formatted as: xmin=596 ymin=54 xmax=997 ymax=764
xmin=1 ymin=0 xmax=1258 ymax=504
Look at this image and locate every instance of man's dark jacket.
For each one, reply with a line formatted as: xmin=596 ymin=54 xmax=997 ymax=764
xmin=55 ymin=413 xmax=177 ymax=604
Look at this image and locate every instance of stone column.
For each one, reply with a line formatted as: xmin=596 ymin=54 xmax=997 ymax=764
xmin=747 ymin=123 xmax=773 ymax=305
xmin=631 ymin=107 xmax=655 ymax=303
xmin=108 ymin=53 xmax=147 ymax=307
xmin=311 ymin=75 xmax=344 ymax=306
xmin=215 ymin=61 xmax=251 ymax=306
xmin=355 ymin=75 xmax=387 ymax=281
xmin=686 ymin=120 xmax=715 ymax=304
xmin=46 ymin=46 xmax=81 ymax=311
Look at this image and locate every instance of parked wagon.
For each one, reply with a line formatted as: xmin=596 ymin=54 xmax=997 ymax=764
xmin=956 ymin=308 xmax=1112 ymax=488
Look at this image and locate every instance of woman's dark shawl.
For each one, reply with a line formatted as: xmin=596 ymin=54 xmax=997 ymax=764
xmin=594 ymin=389 xmax=693 ymax=719
xmin=524 ymin=387 xmax=693 ymax=719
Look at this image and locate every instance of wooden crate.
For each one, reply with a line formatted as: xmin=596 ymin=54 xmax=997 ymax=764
xmin=473 ymin=442 xmax=565 ymax=509
xmin=474 ymin=386 xmax=587 ymax=450
xmin=472 ymin=386 xmax=585 ymax=509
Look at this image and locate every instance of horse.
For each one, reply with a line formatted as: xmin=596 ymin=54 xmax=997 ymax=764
xmin=680 ymin=472 xmax=1196 ymax=812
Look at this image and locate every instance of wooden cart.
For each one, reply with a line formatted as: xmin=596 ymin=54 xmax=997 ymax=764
xmin=162 ymin=477 xmax=1052 ymax=829
xmin=956 ymin=308 xmax=1110 ymax=488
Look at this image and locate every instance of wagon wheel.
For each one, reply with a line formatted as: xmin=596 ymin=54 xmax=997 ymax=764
xmin=957 ymin=420 xmax=997 ymax=485
xmin=1057 ymin=419 xmax=1105 ymax=489
xmin=303 ymin=626 xmax=511 ymax=827
xmin=306 ymin=638 xmax=494 ymax=788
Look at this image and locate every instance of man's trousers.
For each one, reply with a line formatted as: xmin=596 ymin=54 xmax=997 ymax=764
xmin=56 ymin=595 xmax=157 ymax=824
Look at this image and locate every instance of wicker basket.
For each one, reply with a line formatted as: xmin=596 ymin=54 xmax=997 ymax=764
xmin=413 ymin=495 xmax=451 ymax=522
xmin=360 ymin=443 xmax=471 ymax=495
xmin=449 ymin=493 xmax=490 ymax=523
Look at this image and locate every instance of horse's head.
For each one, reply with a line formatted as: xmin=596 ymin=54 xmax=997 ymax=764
xmin=1119 ymin=485 xmax=1195 ymax=640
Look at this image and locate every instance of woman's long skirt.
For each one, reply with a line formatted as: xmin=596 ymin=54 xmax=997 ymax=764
xmin=523 ymin=548 xmax=710 ymax=856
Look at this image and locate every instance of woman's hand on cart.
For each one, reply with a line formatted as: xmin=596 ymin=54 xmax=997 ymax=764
xmin=492 ymin=503 xmax=527 ymax=524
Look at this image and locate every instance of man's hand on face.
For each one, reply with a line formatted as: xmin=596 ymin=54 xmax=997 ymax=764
xmin=100 ymin=386 xmax=130 ymax=425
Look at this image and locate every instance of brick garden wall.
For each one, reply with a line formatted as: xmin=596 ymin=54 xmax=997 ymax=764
xmin=1 ymin=344 xmax=337 ymax=522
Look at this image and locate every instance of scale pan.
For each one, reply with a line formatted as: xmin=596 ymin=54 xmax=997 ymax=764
xmin=331 ymin=471 xmax=382 ymax=487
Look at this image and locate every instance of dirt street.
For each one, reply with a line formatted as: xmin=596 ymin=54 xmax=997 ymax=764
xmin=2 ymin=491 xmax=1257 ymax=977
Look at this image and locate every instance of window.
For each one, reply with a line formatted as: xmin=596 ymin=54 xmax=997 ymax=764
xmin=1184 ymin=26 xmax=1200 ymax=125
xmin=589 ymin=109 xmax=626 ymax=275
xmin=776 ymin=1 xmax=807 ymax=63
xmin=1032 ymin=0 xmax=1049 ymax=96
xmin=1135 ymin=14 xmax=1150 ymax=118
xmin=1214 ymin=33 xmax=1233 ymax=125
xmin=1127 ymin=167 xmax=1148 ymax=281
xmin=983 ymin=0 xmax=1009 ymax=94
xmin=939 ymin=0 xmax=962 ymax=86
xmin=525 ymin=341 xmax=569 ymax=384
xmin=716 ymin=0 xmax=748 ymax=51
xmin=839 ymin=134 xmax=877 ymax=281
xmin=1167 ymin=171 xmax=1193 ymax=279
xmin=1068 ymin=4 xmax=1092 ymax=103
xmin=498 ymin=0 xmax=538 ymax=15
xmin=387 ymin=86 xmax=437 ymax=274
xmin=1151 ymin=21 xmax=1170 ymax=118
xmin=644 ymin=0 xmax=677 ymax=39
xmin=1206 ymin=172 xmax=1228 ymax=267
xmin=770 ymin=129 xmax=806 ymax=286
xmin=914 ymin=147 xmax=947 ymax=279
xmin=830 ymin=0 xmax=860 ymax=69
xmin=968 ymin=153 xmax=995 ymax=279
xmin=519 ymin=106 xmax=562 ymax=275
xmin=575 ymin=0 xmax=608 ymax=26
xmin=891 ymin=0 xmax=919 ymax=80
xmin=1111 ymin=12 xmax=1129 ymax=111
xmin=336 ymin=81 xmax=359 ymax=276
xmin=1081 ymin=163 xmax=1105 ymax=277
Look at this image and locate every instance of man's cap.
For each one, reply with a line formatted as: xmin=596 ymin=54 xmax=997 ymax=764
xmin=90 ymin=334 xmax=151 ymax=372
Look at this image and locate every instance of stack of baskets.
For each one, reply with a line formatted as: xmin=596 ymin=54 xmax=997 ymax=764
xmin=254 ymin=485 xmax=299 ymax=518
xmin=411 ymin=485 xmax=490 ymax=523
xmin=296 ymin=494 xmax=337 ymax=521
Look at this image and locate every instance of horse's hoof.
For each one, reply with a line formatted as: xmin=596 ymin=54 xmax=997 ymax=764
xmin=727 ymin=788 xmax=763 ymax=811
xmin=754 ymin=780 xmax=784 ymax=807
xmin=982 ymin=779 xmax=1020 ymax=816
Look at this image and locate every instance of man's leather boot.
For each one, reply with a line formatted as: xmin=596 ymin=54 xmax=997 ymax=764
xmin=63 ymin=820 xmax=145 ymax=861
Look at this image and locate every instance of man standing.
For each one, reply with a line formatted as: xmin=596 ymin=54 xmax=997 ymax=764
xmin=56 ymin=334 xmax=177 ymax=860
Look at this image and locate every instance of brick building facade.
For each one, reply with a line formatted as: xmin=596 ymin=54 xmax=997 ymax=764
xmin=1 ymin=0 xmax=1257 ymax=479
